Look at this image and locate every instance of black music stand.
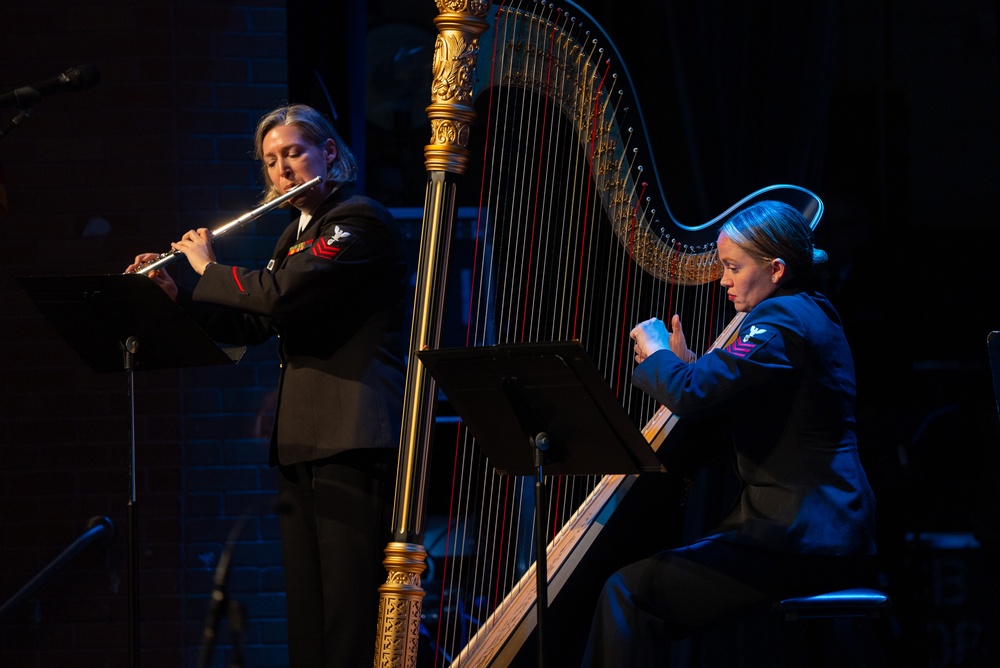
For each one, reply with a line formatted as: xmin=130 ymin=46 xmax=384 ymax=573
xmin=988 ymin=332 xmax=1000 ymax=422
xmin=416 ymin=341 xmax=664 ymax=668
xmin=17 ymin=273 xmax=245 ymax=668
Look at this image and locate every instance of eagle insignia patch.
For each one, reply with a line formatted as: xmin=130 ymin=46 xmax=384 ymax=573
xmin=327 ymin=225 xmax=351 ymax=243
xmin=743 ymin=325 xmax=767 ymax=343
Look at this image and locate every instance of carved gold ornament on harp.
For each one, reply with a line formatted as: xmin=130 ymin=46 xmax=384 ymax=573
xmin=424 ymin=2 xmax=490 ymax=175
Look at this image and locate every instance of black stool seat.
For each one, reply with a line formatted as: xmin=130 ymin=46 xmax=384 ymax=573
xmin=776 ymin=587 xmax=891 ymax=620
xmin=774 ymin=588 xmax=893 ymax=667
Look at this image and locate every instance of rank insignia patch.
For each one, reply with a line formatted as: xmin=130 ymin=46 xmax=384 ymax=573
xmin=726 ymin=339 xmax=757 ymax=358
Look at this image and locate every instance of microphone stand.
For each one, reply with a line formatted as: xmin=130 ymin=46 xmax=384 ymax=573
xmin=0 ymin=516 xmax=115 ymax=619
xmin=198 ymin=513 xmax=250 ymax=668
xmin=227 ymin=599 xmax=247 ymax=668
xmin=0 ymin=88 xmax=38 ymax=141
xmin=199 ymin=498 xmax=286 ymax=668
xmin=0 ymin=107 xmax=31 ymax=141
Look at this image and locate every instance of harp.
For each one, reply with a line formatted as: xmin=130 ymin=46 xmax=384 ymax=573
xmin=374 ymin=1 xmax=823 ymax=666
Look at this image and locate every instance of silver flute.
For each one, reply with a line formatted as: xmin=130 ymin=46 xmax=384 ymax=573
xmin=132 ymin=176 xmax=322 ymax=275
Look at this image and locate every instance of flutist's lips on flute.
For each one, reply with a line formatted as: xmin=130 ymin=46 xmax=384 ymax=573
xmin=285 ymin=179 xmax=319 ymax=191
xmin=278 ymin=180 xmax=324 ymax=217
xmin=283 ymin=177 xmax=321 ymax=205
xmin=284 ymin=179 xmax=317 ymax=193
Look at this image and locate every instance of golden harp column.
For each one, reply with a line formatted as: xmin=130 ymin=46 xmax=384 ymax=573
xmin=373 ymin=2 xmax=490 ymax=667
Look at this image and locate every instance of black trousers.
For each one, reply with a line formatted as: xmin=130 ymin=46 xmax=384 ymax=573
xmin=580 ymin=538 xmax=873 ymax=667
xmin=278 ymin=448 xmax=396 ymax=668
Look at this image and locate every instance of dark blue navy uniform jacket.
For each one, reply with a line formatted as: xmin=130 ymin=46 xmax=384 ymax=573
xmin=632 ymin=287 xmax=876 ymax=556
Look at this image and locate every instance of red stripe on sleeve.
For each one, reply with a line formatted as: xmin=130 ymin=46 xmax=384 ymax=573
xmin=231 ymin=266 xmax=246 ymax=293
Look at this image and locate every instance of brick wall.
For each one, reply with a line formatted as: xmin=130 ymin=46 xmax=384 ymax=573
xmin=0 ymin=2 xmax=294 ymax=666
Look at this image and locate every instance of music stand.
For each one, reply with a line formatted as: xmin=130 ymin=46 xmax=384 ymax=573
xmin=17 ymin=273 xmax=245 ymax=668
xmin=987 ymin=332 xmax=1000 ymax=422
xmin=416 ymin=340 xmax=664 ymax=667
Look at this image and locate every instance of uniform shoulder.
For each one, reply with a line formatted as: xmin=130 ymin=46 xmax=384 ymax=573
xmin=748 ymin=290 xmax=840 ymax=340
xmin=745 ymin=291 xmax=816 ymax=330
xmin=320 ymin=194 xmax=396 ymax=229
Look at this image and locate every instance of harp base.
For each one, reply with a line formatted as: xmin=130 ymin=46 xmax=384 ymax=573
xmin=374 ymin=542 xmax=428 ymax=668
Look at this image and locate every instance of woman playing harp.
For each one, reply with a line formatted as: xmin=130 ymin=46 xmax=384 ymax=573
xmin=582 ymin=200 xmax=877 ymax=665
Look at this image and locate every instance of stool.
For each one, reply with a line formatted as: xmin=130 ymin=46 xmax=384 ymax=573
xmin=774 ymin=588 xmax=892 ymax=667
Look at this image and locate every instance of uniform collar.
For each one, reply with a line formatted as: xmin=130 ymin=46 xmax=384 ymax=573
xmin=296 ymin=182 xmax=357 ymax=238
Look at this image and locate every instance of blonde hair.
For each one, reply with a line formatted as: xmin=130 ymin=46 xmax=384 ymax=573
xmin=720 ymin=200 xmax=827 ymax=278
xmin=253 ymin=104 xmax=357 ymax=204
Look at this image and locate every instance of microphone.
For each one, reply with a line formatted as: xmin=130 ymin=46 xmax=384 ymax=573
xmin=0 ymin=65 xmax=101 ymax=109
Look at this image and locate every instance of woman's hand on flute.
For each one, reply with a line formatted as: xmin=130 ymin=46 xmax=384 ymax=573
xmin=171 ymin=228 xmax=217 ymax=275
xmin=126 ymin=253 xmax=179 ymax=301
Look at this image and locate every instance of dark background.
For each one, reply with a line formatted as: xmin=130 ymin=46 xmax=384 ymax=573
xmin=1 ymin=0 xmax=998 ymax=666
